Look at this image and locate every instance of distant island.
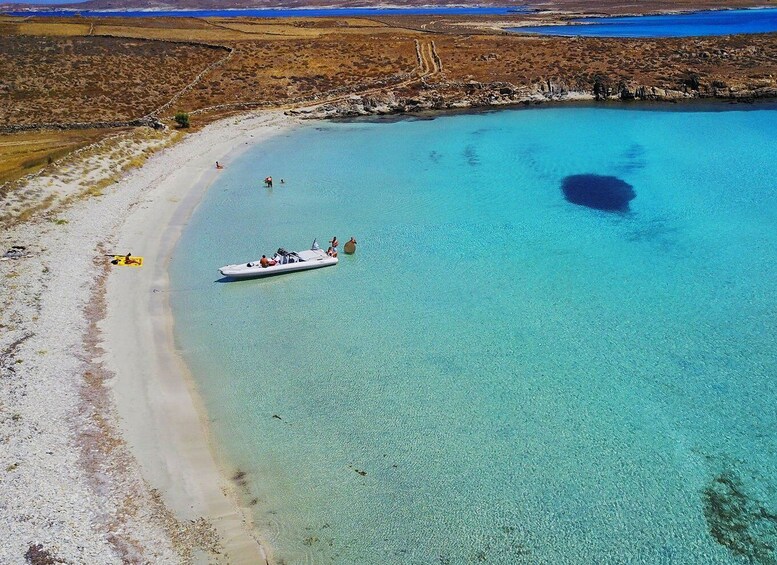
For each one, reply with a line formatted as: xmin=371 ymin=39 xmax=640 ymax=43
xmin=2 ymin=0 xmax=771 ymax=14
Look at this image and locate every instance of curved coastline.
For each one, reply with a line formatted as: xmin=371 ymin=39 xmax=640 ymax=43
xmin=1 ymin=3 xmax=775 ymax=557
xmin=4 ymin=101 xmax=775 ymax=562
xmin=110 ymin=105 xmax=773 ymax=561
xmin=156 ymin=103 xmax=777 ymax=563
xmin=101 ymin=111 xmax=298 ymax=562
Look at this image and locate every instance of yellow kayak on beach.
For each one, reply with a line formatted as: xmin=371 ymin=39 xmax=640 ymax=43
xmin=111 ymin=255 xmax=143 ymax=267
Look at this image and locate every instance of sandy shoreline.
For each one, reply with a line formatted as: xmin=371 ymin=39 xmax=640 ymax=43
xmin=0 ymin=110 xmax=298 ymax=563
xmin=102 ymin=110 xmax=301 ymax=563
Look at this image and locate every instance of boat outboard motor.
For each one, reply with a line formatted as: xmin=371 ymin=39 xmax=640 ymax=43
xmin=311 ymin=239 xmax=320 ymax=251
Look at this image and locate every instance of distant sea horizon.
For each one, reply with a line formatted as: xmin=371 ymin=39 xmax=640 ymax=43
xmin=7 ymin=5 xmax=777 ymax=38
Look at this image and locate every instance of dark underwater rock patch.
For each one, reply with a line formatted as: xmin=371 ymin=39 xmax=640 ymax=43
xmin=561 ymin=174 xmax=635 ymax=212
xmin=616 ymin=143 xmax=647 ymax=173
xmin=464 ymin=144 xmax=480 ymax=166
xmin=703 ymin=471 xmax=777 ymax=563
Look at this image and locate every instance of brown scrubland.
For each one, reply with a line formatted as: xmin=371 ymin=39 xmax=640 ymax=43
xmin=4 ymin=0 xmax=768 ymax=13
xmin=0 ymin=8 xmax=775 ymax=187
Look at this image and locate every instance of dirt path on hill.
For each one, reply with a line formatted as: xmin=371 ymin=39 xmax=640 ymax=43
xmin=186 ymin=38 xmax=445 ymax=117
xmin=149 ymin=46 xmax=235 ymax=119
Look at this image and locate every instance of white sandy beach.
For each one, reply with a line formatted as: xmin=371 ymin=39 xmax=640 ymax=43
xmin=0 ymin=111 xmax=297 ymax=563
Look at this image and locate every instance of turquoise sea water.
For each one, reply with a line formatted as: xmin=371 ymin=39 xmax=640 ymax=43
xmin=515 ymin=8 xmax=777 ymax=37
xmin=170 ymin=106 xmax=777 ymax=564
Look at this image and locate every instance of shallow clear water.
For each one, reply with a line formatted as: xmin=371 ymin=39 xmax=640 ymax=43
xmin=170 ymin=106 xmax=777 ymax=564
xmin=515 ymin=8 xmax=777 ymax=37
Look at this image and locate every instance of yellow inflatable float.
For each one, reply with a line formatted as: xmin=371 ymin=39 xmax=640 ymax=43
xmin=111 ymin=254 xmax=143 ymax=267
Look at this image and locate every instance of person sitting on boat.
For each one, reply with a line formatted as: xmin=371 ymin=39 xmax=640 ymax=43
xmin=259 ymin=255 xmax=276 ymax=268
xmin=326 ymin=246 xmax=338 ymax=258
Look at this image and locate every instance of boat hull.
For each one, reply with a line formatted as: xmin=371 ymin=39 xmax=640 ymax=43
xmin=219 ymin=251 xmax=337 ymax=279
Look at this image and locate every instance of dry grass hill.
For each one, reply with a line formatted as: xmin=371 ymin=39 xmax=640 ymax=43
xmin=0 ymin=6 xmax=775 ymax=202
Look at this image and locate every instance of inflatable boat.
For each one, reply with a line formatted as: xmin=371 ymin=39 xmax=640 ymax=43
xmin=218 ymin=242 xmax=337 ymax=280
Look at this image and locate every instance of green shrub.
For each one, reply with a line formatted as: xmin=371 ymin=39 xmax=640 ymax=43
xmin=174 ymin=111 xmax=190 ymax=128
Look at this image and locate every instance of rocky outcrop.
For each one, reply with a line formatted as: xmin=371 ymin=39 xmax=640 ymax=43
xmin=617 ymin=80 xmax=777 ymax=101
xmin=287 ymin=76 xmax=777 ymax=120
xmin=0 ymin=116 xmax=166 ymax=134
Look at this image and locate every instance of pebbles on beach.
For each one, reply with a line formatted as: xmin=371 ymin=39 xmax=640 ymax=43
xmin=1 ymin=112 xmax=287 ymax=563
xmin=0 ymin=209 xmax=174 ymax=563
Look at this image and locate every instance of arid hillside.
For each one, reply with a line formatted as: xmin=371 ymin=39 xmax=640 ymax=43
xmin=433 ymin=33 xmax=777 ymax=93
xmin=3 ymin=0 xmax=771 ymax=13
xmin=0 ymin=34 xmax=226 ymax=126
xmin=0 ymin=11 xmax=775 ymax=185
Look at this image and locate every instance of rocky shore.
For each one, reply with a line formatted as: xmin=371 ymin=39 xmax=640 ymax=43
xmin=288 ymin=78 xmax=777 ymax=119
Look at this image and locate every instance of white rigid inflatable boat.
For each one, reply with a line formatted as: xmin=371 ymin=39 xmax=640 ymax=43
xmin=219 ymin=240 xmax=338 ymax=279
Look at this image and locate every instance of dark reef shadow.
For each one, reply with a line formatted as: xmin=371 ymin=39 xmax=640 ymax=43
xmin=561 ymin=174 xmax=635 ymax=212
xmin=703 ymin=469 xmax=777 ymax=563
